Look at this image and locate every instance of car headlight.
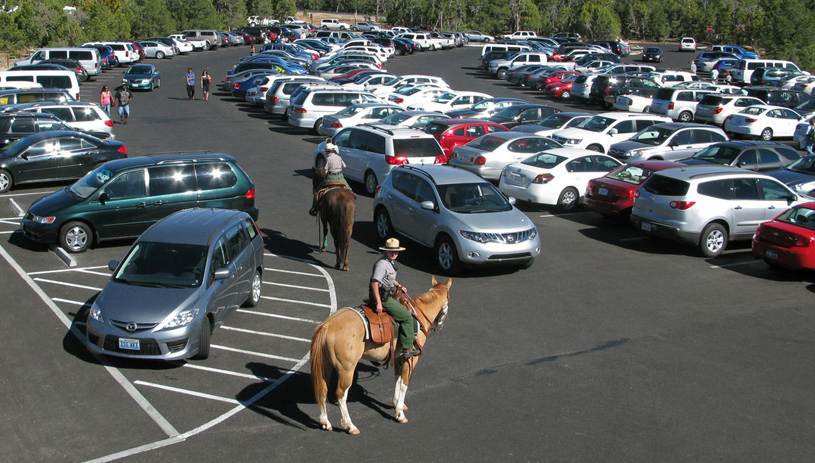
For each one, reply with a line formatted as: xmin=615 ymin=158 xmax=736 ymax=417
xmin=29 ymin=214 xmax=56 ymax=224
xmin=459 ymin=230 xmax=503 ymax=243
xmin=563 ymin=138 xmax=581 ymax=145
xmin=158 ymin=308 xmax=199 ymax=330
xmin=89 ymin=301 xmax=104 ymax=323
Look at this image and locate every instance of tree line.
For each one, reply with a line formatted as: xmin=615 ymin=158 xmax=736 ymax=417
xmin=1 ymin=0 xmax=814 ymax=71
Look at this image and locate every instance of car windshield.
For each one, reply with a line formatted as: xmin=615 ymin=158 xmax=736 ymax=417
xmin=775 ymin=205 xmax=815 ymax=230
xmin=437 ymin=182 xmax=511 ymax=213
xmin=380 ymin=112 xmax=411 ymax=124
xmin=786 ymin=156 xmax=815 ymax=175
xmin=576 ymin=115 xmax=614 ymax=132
xmin=112 ymin=242 xmax=208 ymax=288
xmin=493 ymin=106 xmax=526 ymax=119
xmin=629 ymin=126 xmax=675 ymax=145
xmin=539 ymin=113 xmax=578 ymax=129
xmin=336 ymin=105 xmax=367 ymax=116
xmin=466 ymin=135 xmax=508 ymax=152
xmin=471 ymin=100 xmax=494 ymax=111
xmin=691 ymin=145 xmax=741 ymax=164
xmin=606 ymin=164 xmax=657 ymax=185
xmin=68 ymin=164 xmax=115 ymax=199
xmin=127 ymin=65 xmax=153 ymax=75
xmin=521 ymin=152 xmax=567 ymax=169
xmin=739 ymin=106 xmax=767 ymax=116
xmin=433 ymin=92 xmax=457 ymax=103
xmin=645 ymin=48 xmax=660 ymax=53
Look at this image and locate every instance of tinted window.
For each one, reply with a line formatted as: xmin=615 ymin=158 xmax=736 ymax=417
xmin=195 ymin=163 xmax=238 ymax=190
xmin=393 ymin=138 xmax=444 ymax=157
xmin=775 ymin=146 xmax=801 ymax=161
xmin=50 ymin=51 xmax=68 ymax=59
xmin=38 ymin=107 xmax=73 ymax=121
xmin=36 ymin=76 xmax=72 ymax=89
xmin=642 ymin=175 xmax=690 ymax=196
xmin=757 ymin=149 xmax=780 ymax=165
xmin=73 ymin=107 xmax=99 ymax=122
xmin=226 ymin=222 xmax=249 ymax=258
xmin=104 ymin=170 xmax=146 ymax=199
xmin=9 ymin=119 xmax=35 ymax=132
xmin=733 ymin=178 xmax=760 ymax=199
xmin=759 ymin=178 xmax=792 ymax=200
xmin=148 ymin=165 xmax=197 ymax=196
xmin=311 ymin=93 xmax=333 ymax=106
xmin=697 ymin=179 xmax=732 ymax=199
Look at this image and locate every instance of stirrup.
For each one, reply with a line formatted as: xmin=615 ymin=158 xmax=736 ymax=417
xmin=399 ymin=348 xmax=420 ymax=359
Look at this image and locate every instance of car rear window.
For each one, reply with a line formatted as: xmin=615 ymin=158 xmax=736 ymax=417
xmin=641 ymin=174 xmax=690 ymax=196
xmin=393 ymin=138 xmax=444 ymax=157
xmin=700 ymin=95 xmax=728 ymax=105
xmin=654 ymin=88 xmax=675 ymax=100
xmin=424 ymin=122 xmax=451 ymax=135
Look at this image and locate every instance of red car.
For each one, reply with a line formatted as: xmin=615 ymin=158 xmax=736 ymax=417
xmin=424 ymin=119 xmax=509 ymax=157
xmin=584 ymin=160 xmax=685 ymax=217
xmin=753 ymin=202 xmax=815 ymax=270
xmin=544 ymin=74 xmax=579 ymax=99
xmin=534 ymin=71 xmax=580 ymax=91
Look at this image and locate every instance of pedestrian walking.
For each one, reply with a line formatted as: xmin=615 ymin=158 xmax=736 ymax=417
xmin=114 ymin=78 xmax=132 ymax=124
xmin=185 ymin=68 xmax=195 ymax=100
xmin=100 ymin=85 xmax=113 ymax=116
xmin=690 ymin=60 xmax=697 ymax=74
xmin=201 ymin=70 xmax=212 ymax=101
xmin=250 ymin=43 xmax=255 ymax=56
xmin=710 ymin=67 xmax=720 ymax=83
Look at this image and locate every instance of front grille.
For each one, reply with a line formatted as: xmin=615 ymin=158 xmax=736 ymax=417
xmin=88 ymin=332 xmax=100 ymax=346
xmin=109 ymin=319 xmax=159 ymax=333
xmin=103 ymin=335 xmax=161 ymax=355
xmin=487 ymin=252 xmax=533 ymax=261
xmin=502 ymin=228 xmax=537 ymax=243
xmin=608 ymin=148 xmax=626 ymax=159
xmin=552 ymin=135 xmax=568 ymax=144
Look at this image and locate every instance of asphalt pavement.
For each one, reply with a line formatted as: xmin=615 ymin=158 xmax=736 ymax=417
xmin=1 ymin=43 xmax=814 ymax=463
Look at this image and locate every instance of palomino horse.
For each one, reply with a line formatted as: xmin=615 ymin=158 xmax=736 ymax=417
xmin=312 ymin=167 xmax=355 ymax=271
xmin=310 ymin=276 xmax=452 ymax=434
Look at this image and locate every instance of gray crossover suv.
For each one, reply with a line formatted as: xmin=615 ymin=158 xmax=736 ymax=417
xmin=86 ymin=208 xmax=264 ymax=360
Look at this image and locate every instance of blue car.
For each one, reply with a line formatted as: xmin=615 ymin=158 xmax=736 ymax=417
xmin=714 ymin=45 xmax=760 ymax=60
xmin=229 ymin=58 xmax=305 ymax=76
xmin=767 ymin=155 xmax=815 ymax=195
xmin=231 ymin=73 xmax=277 ymax=98
xmin=123 ymin=64 xmax=161 ymax=90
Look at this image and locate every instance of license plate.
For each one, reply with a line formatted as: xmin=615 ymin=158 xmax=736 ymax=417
xmin=598 ymin=187 xmax=608 ymax=196
xmin=641 ymin=222 xmax=653 ymax=232
xmin=509 ymin=172 xmax=523 ymax=184
xmin=765 ymin=250 xmax=778 ymax=259
xmin=119 ymin=338 xmax=140 ymax=350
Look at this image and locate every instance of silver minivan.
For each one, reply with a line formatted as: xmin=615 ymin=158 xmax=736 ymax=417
xmin=608 ymin=123 xmax=728 ymax=162
xmin=86 ymin=208 xmax=264 ymax=360
xmin=288 ymin=87 xmax=386 ymax=133
xmin=14 ymin=47 xmax=101 ymax=77
xmin=649 ymin=87 xmax=715 ymax=122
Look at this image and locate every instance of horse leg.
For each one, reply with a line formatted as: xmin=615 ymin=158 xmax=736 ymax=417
xmin=393 ymin=362 xmax=412 ymax=423
xmin=316 ymin=362 xmax=333 ymax=431
xmin=336 ymin=367 xmax=360 ymax=435
xmin=320 ymin=217 xmax=329 ymax=252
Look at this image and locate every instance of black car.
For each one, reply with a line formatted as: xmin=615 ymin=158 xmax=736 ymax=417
xmin=0 ymin=112 xmax=113 ymax=148
xmin=590 ymin=75 xmax=662 ymax=109
xmin=750 ymin=67 xmax=809 ymax=87
xmin=486 ymin=104 xmax=561 ymax=129
xmin=682 ymin=140 xmax=801 ymax=172
xmin=39 ymin=59 xmax=90 ymax=82
xmin=641 ymin=47 xmax=663 ymax=63
xmin=393 ymin=38 xmax=419 ymax=54
xmin=0 ymin=131 xmax=126 ymax=193
xmin=743 ymin=86 xmax=811 ymax=109
xmin=766 ymin=155 xmax=815 ymax=195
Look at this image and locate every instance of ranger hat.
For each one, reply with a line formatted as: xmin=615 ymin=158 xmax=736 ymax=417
xmin=325 ymin=142 xmax=338 ymax=152
xmin=379 ymin=238 xmax=406 ymax=252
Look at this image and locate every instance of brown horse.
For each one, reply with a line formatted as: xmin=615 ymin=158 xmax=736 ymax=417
xmin=312 ymin=167 xmax=355 ymax=271
xmin=310 ymin=276 xmax=452 ymax=434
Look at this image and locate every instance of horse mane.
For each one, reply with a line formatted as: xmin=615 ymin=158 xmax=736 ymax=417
xmin=412 ymin=283 xmax=448 ymax=309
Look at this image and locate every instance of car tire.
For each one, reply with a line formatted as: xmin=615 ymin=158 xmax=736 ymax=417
xmin=156 ymin=51 xmax=165 ymax=59
xmin=557 ymin=187 xmax=579 ymax=213
xmin=643 ymin=105 xmax=651 ymax=113
xmin=352 ymin=27 xmax=359 ymax=31
xmin=395 ymin=48 xmax=404 ymax=56
xmin=59 ymin=221 xmax=92 ymax=253
xmin=760 ymin=128 xmax=773 ymax=141
xmin=484 ymin=38 xmax=491 ymax=43
xmin=374 ymin=208 xmax=394 ymax=241
xmin=203 ymin=42 xmax=210 ymax=51
xmin=587 ymin=144 xmax=604 ymax=153
xmin=435 ymin=236 xmax=462 ymax=275
xmin=244 ymin=270 xmax=262 ymax=307
xmin=340 ymin=26 xmax=346 ymax=30
xmin=497 ymin=69 xmax=508 ymax=80
xmin=193 ymin=317 xmax=211 ymax=360
xmin=678 ymin=111 xmax=693 ymax=122
xmin=156 ymin=78 xmax=160 ymax=88
xmin=0 ymin=169 xmax=12 ymax=193
xmin=311 ymin=118 xmax=323 ymax=135
xmin=364 ymin=170 xmax=378 ymax=195
xmin=699 ymin=222 xmax=727 ymax=258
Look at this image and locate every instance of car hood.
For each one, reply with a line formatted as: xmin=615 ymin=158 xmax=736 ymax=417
xmin=447 ymin=208 xmax=534 ymax=232
xmin=125 ymin=73 xmax=154 ymax=79
xmin=768 ymin=169 xmax=815 ymax=191
xmin=446 ymin=109 xmax=486 ymax=118
xmin=97 ymin=280 xmax=200 ymax=323
xmin=553 ymin=127 xmax=595 ymax=139
xmin=28 ymin=188 xmax=84 ymax=216
xmin=609 ymin=140 xmax=651 ymax=152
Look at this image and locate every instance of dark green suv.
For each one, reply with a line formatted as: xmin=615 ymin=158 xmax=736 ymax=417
xmin=21 ymin=153 xmax=258 ymax=253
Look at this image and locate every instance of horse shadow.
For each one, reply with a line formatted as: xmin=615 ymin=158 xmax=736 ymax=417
xmin=240 ymin=361 xmax=395 ymax=431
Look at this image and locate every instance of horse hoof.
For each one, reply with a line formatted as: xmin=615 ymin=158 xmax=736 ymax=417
xmin=397 ymin=416 xmax=408 ymax=424
xmin=348 ymin=427 xmax=360 ymax=435
xmin=321 ymin=424 xmax=333 ymax=431
xmin=321 ymin=247 xmax=327 ymax=252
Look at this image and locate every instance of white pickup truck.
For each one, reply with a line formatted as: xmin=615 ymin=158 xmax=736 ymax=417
xmin=170 ymin=34 xmax=205 ymax=51
xmin=504 ymin=31 xmax=538 ymax=40
xmin=247 ymin=16 xmax=279 ymax=26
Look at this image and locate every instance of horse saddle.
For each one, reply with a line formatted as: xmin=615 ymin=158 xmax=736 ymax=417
xmin=316 ymin=183 xmax=353 ymax=202
xmin=349 ymin=305 xmax=420 ymax=345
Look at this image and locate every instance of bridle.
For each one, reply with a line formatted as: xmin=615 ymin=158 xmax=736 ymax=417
xmin=404 ymin=295 xmax=450 ymax=336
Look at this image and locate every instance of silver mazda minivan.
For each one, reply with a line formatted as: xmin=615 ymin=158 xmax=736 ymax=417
xmin=86 ymin=208 xmax=264 ymax=360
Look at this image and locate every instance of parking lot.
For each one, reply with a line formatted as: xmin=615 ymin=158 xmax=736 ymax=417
xmin=3 ymin=43 xmax=815 ymax=463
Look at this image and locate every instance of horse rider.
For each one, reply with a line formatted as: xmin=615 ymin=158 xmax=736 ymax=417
xmin=370 ymin=238 xmax=420 ymax=359
xmin=309 ymin=141 xmax=351 ymax=216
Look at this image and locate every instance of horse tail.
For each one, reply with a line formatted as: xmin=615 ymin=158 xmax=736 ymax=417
xmin=311 ymin=319 xmax=331 ymax=406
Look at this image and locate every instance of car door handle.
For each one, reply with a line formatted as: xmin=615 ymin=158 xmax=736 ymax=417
xmin=153 ymin=200 xmax=163 ymax=206
xmin=734 ymin=206 xmax=743 ymax=210
xmin=768 ymin=205 xmax=776 ymax=210
xmin=136 ymin=202 xmax=146 ymax=208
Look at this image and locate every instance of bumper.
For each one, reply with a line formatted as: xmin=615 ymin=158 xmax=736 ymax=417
xmin=20 ymin=218 xmax=60 ymax=244
xmin=126 ymin=80 xmax=155 ymax=90
xmin=456 ymin=234 xmax=541 ymax=267
xmin=630 ymin=212 xmax=699 ymax=245
xmin=752 ymin=238 xmax=815 ymax=269
xmin=499 ymin=181 xmax=560 ymax=206
xmin=86 ymin=320 xmax=200 ymax=360
xmin=446 ymin=159 xmax=502 ymax=181
xmin=584 ymin=195 xmax=631 ymax=216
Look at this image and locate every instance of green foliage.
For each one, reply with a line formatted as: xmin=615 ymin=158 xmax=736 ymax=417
xmin=575 ymin=0 xmax=620 ymax=40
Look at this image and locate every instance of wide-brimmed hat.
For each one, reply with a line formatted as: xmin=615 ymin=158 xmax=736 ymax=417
xmin=325 ymin=142 xmax=338 ymax=152
xmin=379 ymin=238 xmax=406 ymax=252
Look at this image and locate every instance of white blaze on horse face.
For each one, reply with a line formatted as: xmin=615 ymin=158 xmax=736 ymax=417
xmin=394 ymin=376 xmax=409 ymax=422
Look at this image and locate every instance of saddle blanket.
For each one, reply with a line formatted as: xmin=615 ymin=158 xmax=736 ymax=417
xmin=347 ymin=306 xmax=418 ymax=344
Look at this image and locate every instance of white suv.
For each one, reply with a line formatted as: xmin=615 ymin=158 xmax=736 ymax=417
xmin=288 ymin=86 xmax=386 ymax=133
xmin=632 ymin=166 xmax=804 ymax=257
xmin=320 ymin=18 xmax=350 ymax=30
xmin=313 ymin=126 xmax=447 ymax=195
xmin=551 ymin=113 xmax=671 ymax=154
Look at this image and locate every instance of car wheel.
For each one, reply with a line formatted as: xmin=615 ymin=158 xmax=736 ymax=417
xmin=497 ymin=69 xmax=508 ymax=80
xmin=435 ymin=236 xmax=462 ymax=275
xmin=678 ymin=111 xmax=693 ymax=122
xmin=340 ymin=26 xmax=346 ymax=30
xmin=760 ymin=128 xmax=773 ymax=141
xmin=203 ymin=41 xmax=210 ymax=51
xmin=150 ymin=81 xmax=155 ymax=90
xmin=364 ymin=170 xmax=378 ymax=195
xmin=352 ymin=27 xmax=358 ymax=31
xmin=311 ymin=118 xmax=323 ymax=135
xmin=643 ymin=105 xmax=651 ymax=113
xmin=156 ymin=51 xmax=165 ymax=59
xmin=557 ymin=187 xmax=579 ymax=213
xmin=156 ymin=78 xmax=160 ymax=88
xmin=587 ymin=144 xmax=604 ymax=153
xmin=560 ymin=90 xmax=571 ymax=99
xmin=59 ymin=221 xmax=92 ymax=253
xmin=244 ymin=270 xmax=262 ymax=307
xmin=193 ymin=317 xmax=211 ymax=360
xmin=374 ymin=208 xmax=394 ymax=240
xmin=484 ymin=38 xmax=491 ymax=43
xmin=699 ymin=222 xmax=727 ymax=258
xmin=322 ymin=25 xmax=328 ymax=29
xmin=0 ymin=169 xmax=12 ymax=193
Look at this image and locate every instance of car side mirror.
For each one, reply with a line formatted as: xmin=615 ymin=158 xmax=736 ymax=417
xmin=214 ymin=268 xmax=233 ymax=280
xmin=420 ymin=200 xmax=436 ymax=211
xmin=108 ymin=260 xmax=119 ymax=272
xmin=98 ymin=192 xmax=110 ymax=205
xmin=788 ymin=194 xmax=798 ymax=204
xmin=608 ymin=128 xmax=618 ymax=135
xmin=507 ymin=196 xmax=517 ymax=205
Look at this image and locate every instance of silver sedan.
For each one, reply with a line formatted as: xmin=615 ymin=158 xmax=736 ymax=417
xmin=317 ymin=103 xmax=403 ymax=137
xmin=138 ymin=41 xmax=176 ymax=59
xmin=448 ymin=132 xmax=563 ymax=181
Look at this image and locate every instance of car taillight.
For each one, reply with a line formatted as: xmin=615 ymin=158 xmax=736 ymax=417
xmin=246 ymin=188 xmax=255 ymax=199
xmin=118 ymin=145 xmax=127 ymax=155
xmin=475 ymin=156 xmax=486 ymax=165
xmin=667 ymin=102 xmax=674 ymax=110
xmin=393 ymin=97 xmax=403 ymax=103
xmin=793 ymin=235 xmax=813 ymax=247
xmin=713 ymin=106 xmax=724 ymax=114
xmin=634 ymin=189 xmax=641 ymax=198
xmin=670 ymin=200 xmax=695 ymax=210
xmin=330 ymin=122 xmax=342 ymax=128
xmin=385 ymin=155 xmax=408 ymax=165
xmin=105 ymin=120 xmax=114 ymax=127
xmin=234 ymin=83 xmax=240 ymax=89
xmin=744 ymin=118 xmax=757 ymax=123
xmin=293 ymin=107 xmax=306 ymax=113
xmin=434 ymin=155 xmax=448 ymax=164
xmin=532 ymin=173 xmax=554 ymax=184
xmin=260 ymin=87 xmax=268 ymax=92
xmin=604 ymin=87 xmax=610 ymax=95
xmin=271 ymin=96 xmax=279 ymax=102
xmin=627 ymin=99 xmax=633 ymax=106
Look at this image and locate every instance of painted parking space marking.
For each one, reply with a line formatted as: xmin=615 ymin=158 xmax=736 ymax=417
xmin=237 ymin=308 xmax=322 ymax=324
xmin=264 ymin=280 xmax=330 ymax=292
xmin=29 ymin=265 xmax=108 ymax=275
xmin=220 ymin=325 xmax=311 ymax=342
xmin=261 ymin=295 xmax=332 ymax=307
xmin=52 ymin=297 xmax=92 ymax=307
xmin=134 ymin=381 xmax=241 ymax=405
xmin=180 ymin=363 xmax=277 ymax=382
xmin=266 ymin=267 xmax=324 ymax=277
xmin=32 ymin=277 xmax=103 ymax=291
xmin=710 ymin=260 xmax=763 ymax=269
xmin=211 ymin=344 xmax=301 ymax=362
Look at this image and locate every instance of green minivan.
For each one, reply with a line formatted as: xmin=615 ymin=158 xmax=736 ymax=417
xmin=21 ymin=153 xmax=259 ymax=252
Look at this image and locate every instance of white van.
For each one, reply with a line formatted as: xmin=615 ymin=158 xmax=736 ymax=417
xmin=0 ymin=70 xmax=80 ymax=100
xmin=0 ymin=82 xmax=43 ymax=90
xmin=731 ymin=59 xmax=801 ymax=84
xmin=14 ymin=47 xmax=101 ymax=77
xmin=479 ymin=43 xmax=532 ymax=58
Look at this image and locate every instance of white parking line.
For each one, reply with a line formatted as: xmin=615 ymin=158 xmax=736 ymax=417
xmin=0 ymin=231 xmax=18 ymax=234
xmin=28 ymin=265 xmax=109 ymax=275
xmin=133 ymin=381 xmax=240 ymax=405
xmin=180 ymin=363 xmax=277 ymax=382
xmin=0 ymin=219 xmax=20 ymax=225
xmin=710 ymin=260 xmax=763 ymax=269
xmin=263 ymin=281 xmax=329 ymax=292
xmin=220 ymin=325 xmax=311 ymax=342
xmin=265 ymin=267 xmax=323 ymax=277
xmin=237 ymin=308 xmax=322 ymax=324
xmin=32 ymin=278 xmax=103 ymax=291
xmin=52 ymin=297 xmax=92 ymax=307
xmin=75 ymin=268 xmax=113 ymax=277
xmin=7 ymin=198 xmax=23 ymax=216
xmin=261 ymin=295 xmax=332 ymax=308
xmin=3 ymin=190 xmax=56 ymax=197
xmin=211 ymin=344 xmax=300 ymax=362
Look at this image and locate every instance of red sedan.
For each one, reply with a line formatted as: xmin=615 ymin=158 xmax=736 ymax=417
xmin=424 ymin=119 xmax=508 ymax=157
xmin=584 ymin=160 xmax=685 ymax=217
xmin=753 ymin=202 xmax=815 ymax=270
xmin=534 ymin=71 xmax=580 ymax=91
xmin=544 ymin=74 xmax=579 ymax=99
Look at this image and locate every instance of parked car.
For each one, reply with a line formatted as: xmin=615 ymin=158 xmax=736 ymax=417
xmin=21 ymin=153 xmax=258 ymax=252
xmin=543 ymin=74 xmax=580 ymax=100
xmin=649 ymin=87 xmax=715 ymax=122
xmin=511 ymin=112 xmax=593 ymax=137
xmin=584 ymin=160 xmax=685 ymax=217
xmin=752 ymin=202 xmax=815 ymax=270
xmin=447 ymin=132 xmax=562 ymax=181
xmin=607 ymin=123 xmax=728 ymax=162
xmin=679 ymin=37 xmax=697 ymax=52
xmin=0 ymin=111 xmax=113 ymax=148
xmin=317 ymin=103 xmax=402 ymax=136
xmin=723 ymin=105 xmax=805 ymax=141
xmin=138 ymin=41 xmax=176 ymax=59
xmin=694 ymin=94 xmax=766 ymax=126
xmin=85 ymin=208 xmax=264 ymax=360
xmin=424 ymin=119 xmax=509 ymax=157
xmin=742 ymin=87 xmax=811 ymax=109
xmin=766 ymin=155 xmax=815 ymax=195
xmin=10 ymin=100 xmax=114 ymax=134
xmin=486 ymin=104 xmax=561 ymax=129
xmin=406 ymin=90 xmax=492 ymax=113
xmin=0 ymin=131 xmax=126 ymax=194
xmin=612 ymin=91 xmax=654 ymax=113
xmin=444 ymin=97 xmax=530 ymax=119
xmin=589 ymin=75 xmax=662 ymax=109
xmin=35 ymin=60 xmax=89 ymax=82
xmin=368 ymin=110 xmax=448 ymax=129
xmin=551 ymin=112 xmax=672 ymax=154
xmin=641 ymin=47 xmax=663 ymax=63
xmin=682 ymin=140 xmax=801 ymax=172
xmin=373 ymin=165 xmax=540 ymax=273
xmin=631 ymin=165 xmax=804 ymax=257
xmin=122 ymin=64 xmax=161 ymax=91
xmin=749 ymin=67 xmax=809 ymax=87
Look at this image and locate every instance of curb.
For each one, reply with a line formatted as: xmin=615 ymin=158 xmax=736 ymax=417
xmin=49 ymin=244 xmax=77 ymax=268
